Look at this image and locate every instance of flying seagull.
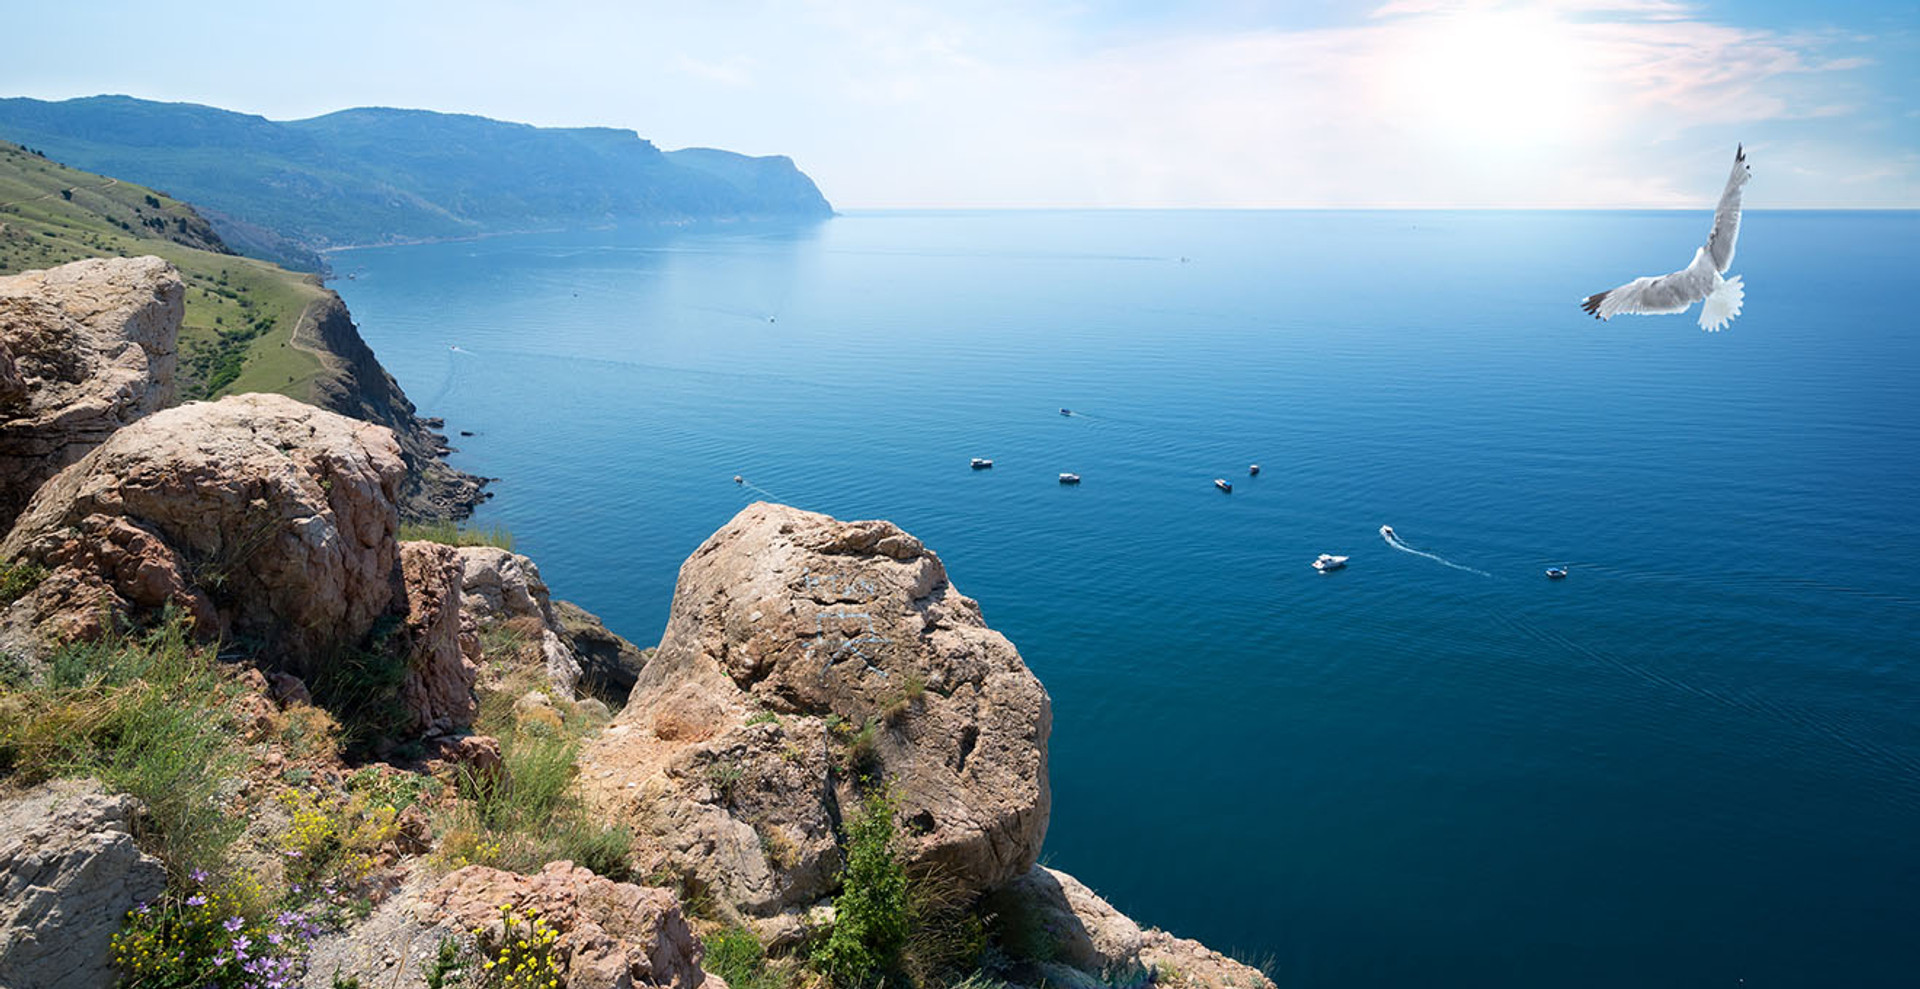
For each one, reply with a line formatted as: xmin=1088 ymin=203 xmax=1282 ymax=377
xmin=1582 ymin=145 xmax=1752 ymax=332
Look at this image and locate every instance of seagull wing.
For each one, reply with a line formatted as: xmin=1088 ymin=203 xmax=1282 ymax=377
xmin=1581 ymin=256 xmax=1714 ymax=320
xmin=1705 ymin=144 xmax=1750 ymax=272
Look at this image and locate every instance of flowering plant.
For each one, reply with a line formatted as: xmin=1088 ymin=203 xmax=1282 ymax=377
xmin=111 ymin=871 xmax=323 ymax=989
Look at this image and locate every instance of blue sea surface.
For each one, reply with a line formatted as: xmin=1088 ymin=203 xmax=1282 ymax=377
xmin=332 ymin=210 xmax=1920 ymax=988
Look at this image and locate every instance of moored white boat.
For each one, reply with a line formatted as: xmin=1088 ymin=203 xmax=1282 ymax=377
xmin=1214 ymin=478 xmax=1232 ymax=492
xmin=971 ymin=458 xmax=993 ymax=469
xmin=1058 ymin=472 xmax=1081 ymax=484
xmin=1312 ymin=553 xmax=1348 ymax=572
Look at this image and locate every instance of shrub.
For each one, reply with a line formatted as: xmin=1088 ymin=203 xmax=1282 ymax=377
xmin=399 ymin=520 xmax=515 ymax=551
xmin=479 ymin=904 xmax=562 ymax=989
xmin=111 ymin=870 xmax=325 ymax=989
xmin=813 ymin=786 xmax=908 ymax=984
xmin=0 ymin=616 xmax=245 ymax=882
xmin=706 ymin=926 xmax=781 ymax=989
xmin=0 ymin=558 xmax=46 ymax=606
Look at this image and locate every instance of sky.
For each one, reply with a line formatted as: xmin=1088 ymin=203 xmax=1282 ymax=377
xmin=4 ymin=0 xmax=1915 ymax=208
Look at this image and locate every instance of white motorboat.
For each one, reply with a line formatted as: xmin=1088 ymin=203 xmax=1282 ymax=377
xmin=1379 ymin=525 xmax=1395 ymax=539
xmin=1545 ymin=565 xmax=1569 ymax=579
xmin=1058 ymin=473 xmax=1081 ymax=484
xmin=971 ymin=458 xmax=994 ymax=470
xmin=1249 ymin=464 xmax=1261 ymax=476
xmin=1312 ymin=553 xmax=1348 ymax=572
xmin=1214 ymin=478 xmax=1232 ymax=493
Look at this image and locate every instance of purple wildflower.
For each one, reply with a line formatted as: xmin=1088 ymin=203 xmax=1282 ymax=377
xmin=224 ymin=916 xmax=245 ymax=932
xmin=232 ymin=934 xmax=251 ymax=955
xmin=134 ymin=901 xmax=150 ymax=915
xmin=283 ymin=849 xmax=303 ymax=858
xmin=186 ymin=894 xmax=207 ymax=907
xmin=190 ymin=868 xmax=209 ymax=884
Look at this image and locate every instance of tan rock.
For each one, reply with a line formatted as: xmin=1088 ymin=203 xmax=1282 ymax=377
xmin=0 ymin=257 xmax=181 ymax=531
xmin=579 ymin=503 xmax=1050 ymax=925
xmin=455 ymin=546 xmax=583 ymax=697
xmin=397 ymin=540 xmax=479 ymax=734
xmin=998 ymin=866 xmax=1274 ymax=989
xmin=0 ymin=778 xmax=168 ymax=989
xmin=421 ymin=861 xmax=704 ymax=989
xmin=0 ymin=393 xmax=405 ymax=671
xmin=554 ymin=598 xmax=651 ymax=704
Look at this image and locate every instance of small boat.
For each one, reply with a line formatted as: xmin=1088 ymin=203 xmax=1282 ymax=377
xmin=1312 ymin=554 xmax=1348 ymax=572
xmin=1059 ymin=408 xmax=1072 ymax=416
xmin=970 ymin=458 xmax=994 ymax=470
xmin=1214 ymin=478 xmax=1232 ymax=493
xmin=1380 ymin=525 xmax=1395 ymax=539
xmin=1249 ymin=464 xmax=1261 ymax=476
xmin=1545 ymin=566 xmax=1569 ymax=579
xmin=733 ymin=475 xmax=744 ymax=485
xmin=1058 ymin=473 xmax=1081 ymax=484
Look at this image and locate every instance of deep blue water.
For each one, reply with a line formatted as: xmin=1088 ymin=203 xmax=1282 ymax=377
xmin=332 ymin=210 xmax=1920 ymax=988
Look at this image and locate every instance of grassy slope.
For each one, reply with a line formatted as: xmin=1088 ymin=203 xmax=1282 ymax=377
xmin=0 ymin=140 xmax=324 ymax=401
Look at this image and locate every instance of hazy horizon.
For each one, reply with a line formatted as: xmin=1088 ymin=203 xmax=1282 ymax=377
xmin=9 ymin=1 xmax=1914 ymax=210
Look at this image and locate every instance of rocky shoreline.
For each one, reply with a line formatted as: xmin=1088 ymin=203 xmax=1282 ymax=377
xmin=0 ymin=256 xmax=1270 ymax=989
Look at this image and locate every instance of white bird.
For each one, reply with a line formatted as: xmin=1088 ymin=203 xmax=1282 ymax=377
xmin=1582 ymin=145 xmax=1752 ymax=332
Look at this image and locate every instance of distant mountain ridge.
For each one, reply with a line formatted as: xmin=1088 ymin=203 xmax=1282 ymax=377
xmin=0 ymin=96 xmax=834 ymax=270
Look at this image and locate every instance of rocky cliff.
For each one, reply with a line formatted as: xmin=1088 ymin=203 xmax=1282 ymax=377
xmin=0 ymin=259 xmax=1269 ymax=989
xmin=297 ymin=292 xmax=489 ymax=521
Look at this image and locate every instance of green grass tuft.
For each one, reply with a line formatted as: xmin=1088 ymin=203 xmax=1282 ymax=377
xmin=398 ymin=520 xmax=515 ymax=551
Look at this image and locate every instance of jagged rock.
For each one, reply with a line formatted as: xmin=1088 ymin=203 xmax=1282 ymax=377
xmin=423 ymin=733 xmax=504 ymax=784
xmin=397 ymin=540 xmax=479 ymax=734
xmin=0 ymin=256 xmax=181 ymax=532
xmin=0 ymin=778 xmax=167 ymax=989
xmin=999 ymin=867 xmax=1273 ymax=989
xmin=579 ymin=502 xmax=1050 ymax=926
xmin=421 ymin=861 xmax=704 ymax=989
xmin=0 ymin=393 xmax=405 ymax=672
xmin=554 ymin=598 xmax=651 ymax=706
xmin=455 ymin=546 xmax=583 ymax=697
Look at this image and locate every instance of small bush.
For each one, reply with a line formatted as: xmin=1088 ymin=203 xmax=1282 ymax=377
xmin=706 ymin=926 xmax=782 ymax=989
xmin=0 ymin=558 xmax=46 ymax=606
xmin=479 ymin=904 xmax=561 ymax=989
xmin=306 ymin=628 xmax=411 ymax=758
xmin=399 ymin=520 xmax=515 ymax=551
xmin=111 ymin=871 xmax=326 ymax=988
xmin=813 ymin=786 xmax=909 ymax=984
xmin=0 ymin=617 xmax=245 ymax=882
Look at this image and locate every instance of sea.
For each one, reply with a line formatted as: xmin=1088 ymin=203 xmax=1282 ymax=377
xmin=330 ymin=209 xmax=1920 ymax=989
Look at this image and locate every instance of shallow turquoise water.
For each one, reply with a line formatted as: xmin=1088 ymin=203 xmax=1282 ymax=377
xmin=334 ymin=210 xmax=1920 ymax=988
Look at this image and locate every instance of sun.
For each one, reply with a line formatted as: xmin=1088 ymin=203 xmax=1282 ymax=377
xmin=1380 ymin=8 xmax=1595 ymax=156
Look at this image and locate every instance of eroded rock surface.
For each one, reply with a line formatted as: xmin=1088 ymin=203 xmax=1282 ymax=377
xmin=0 ymin=392 xmax=404 ymax=670
xmin=0 ymin=778 xmax=167 ymax=989
xmin=397 ymin=540 xmax=480 ymax=734
xmin=422 ymin=861 xmax=704 ymax=989
xmin=0 ymin=256 xmax=181 ymax=531
xmin=555 ymin=598 xmax=651 ymax=706
xmin=456 ymin=546 xmax=583 ymax=697
xmin=1000 ymin=867 xmax=1275 ymax=989
xmin=579 ymin=502 xmax=1050 ymax=927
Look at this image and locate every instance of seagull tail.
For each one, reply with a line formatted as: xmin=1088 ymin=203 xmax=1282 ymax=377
xmin=1698 ymin=274 xmax=1744 ymax=332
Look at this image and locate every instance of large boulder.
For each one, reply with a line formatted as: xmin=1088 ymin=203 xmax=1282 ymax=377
xmin=579 ymin=503 xmax=1050 ymax=927
xmin=0 ymin=256 xmax=181 ymax=531
xmin=0 ymin=392 xmax=405 ymax=670
xmin=455 ymin=546 xmax=583 ymax=697
xmin=0 ymin=778 xmax=168 ymax=989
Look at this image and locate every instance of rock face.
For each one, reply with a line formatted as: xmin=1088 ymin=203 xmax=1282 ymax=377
xmin=554 ymin=598 xmax=650 ymax=705
xmin=423 ymin=861 xmax=704 ymax=989
xmin=0 ymin=778 xmax=168 ymax=989
xmin=455 ymin=546 xmax=583 ymax=698
xmin=0 ymin=256 xmax=181 ymax=532
xmin=396 ymin=540 xmax=480 ymax=734
xmin=0 ymin=392 xmax=405 ymax=669
xmin=298 ymin=294 xmax=488 ymax=522
xmin=1000 ymin=867 xmax=1275 ymax=989
xmin=579 ymin=503 xmax=1050 ymax=927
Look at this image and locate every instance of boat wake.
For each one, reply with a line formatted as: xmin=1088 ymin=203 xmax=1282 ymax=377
xmin=1380 ymin=525 xmax=1490 ymax=577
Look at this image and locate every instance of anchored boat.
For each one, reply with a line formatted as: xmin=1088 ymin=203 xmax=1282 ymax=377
xmin=1214 ymin=478 xmax=1233 ymax=493
xmin=970 ymin=458 xmax=994 ymax=470
xmin=1312 ymin=554 xmax=1348 ymax=572
xmin=1058 ymin=473 xmax=1081 ymax=484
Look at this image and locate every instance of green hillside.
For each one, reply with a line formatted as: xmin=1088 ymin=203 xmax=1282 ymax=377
xmin=0 ymin=96 xmax=834 ymax=271
xmin=0 ymin=140 xmax=325 ymax=401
